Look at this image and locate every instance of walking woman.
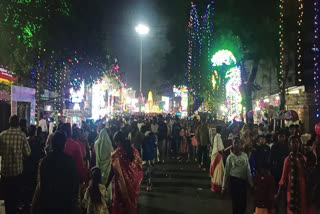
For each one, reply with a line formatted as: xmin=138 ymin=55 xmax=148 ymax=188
xmin=209 ymin=126 xmax=224 ymax=192
xmin=94 ymin=128 xmax=114 ymax=202
xmin=222 ymin=137 xmax=253 ymax=214
xmin=275 ymin=136 xmax=315 ymax=214
xmin=106 ymin=131 xmax=143 ymax=214
xmin=82 ymin=167 xmax=109 ymax=214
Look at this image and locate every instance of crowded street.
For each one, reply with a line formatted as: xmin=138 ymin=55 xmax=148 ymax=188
xmin=0 ymin=0 xmax=320 ymax=214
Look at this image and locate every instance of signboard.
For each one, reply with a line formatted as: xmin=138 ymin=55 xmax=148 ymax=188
xmin=63 ymin=109 xmax=84 ymax=117
xmin=0 ymin=68 xmax=18 ymax=85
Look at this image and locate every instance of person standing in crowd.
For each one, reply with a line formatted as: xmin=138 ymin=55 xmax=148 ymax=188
xmin=151 ymin=117 xmax=159 ymax=135
xmin=254 ymin=163 xmax=276 ymax=214
xmin=0 ymin=115 xmax=31 ymax=214
xmin=210 ymin=126 xmax=224 ymax=192
xmin=94 ymin=128 xmax=114 ymax=202
xmin=129 ymin=121 xmax=144 ymax=156
xmin=253 ymin=135 xmax=270 ymax=171
xmin=157 ymin=116 xmax=167 ymax=163
xmin=269 ymin=131 xmax=289 ymax=186
xmin=23 ymin=125 xmax=44 ymax=203
xmin=38 ymin=115 xmax=48 ymax=138
xmin=62 ymin=123 xmax=87 ymax=184
xmin=82 ymin=167 xmax=109 ymax=214
xmin=31 ymin=131 xmax=80 ymax=214
xmin=275 ymin=136 xmax=315 ymax=214
xmin=306 ymin=137 xmax=320 ymax=213
xmin=179 ymin=122 xmax=190 ymax=162
xmin=19 ymin=118 xmax=28 ymax=136
xmin=48 ymin=118 xmax=55 ymax=135
xmin=222 ymin=137 xmax=253 ymax=214
xmin=137 ymin=117 xmax=145 ymax=132
xmin=172 ymin=117 xmax=182 ymax=157
xmin=142 ymin=125 xmax=157 ymax=191
xmin=197 ymin=118 xmax=210 ymax=171
xmin=106 ymin=131 xmax=143 ymax=214
xmin=289 ymin=124 xmax=297 ymax=137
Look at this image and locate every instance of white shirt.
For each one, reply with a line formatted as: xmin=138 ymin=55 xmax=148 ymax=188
xmin=49 ymin=122 xmax=54 ymax=135
xmin=137 ymin=122 xmax=144 ymax=132
xmin=222 ymin=152 xmax=253 ymax=190
xmin=39 ymin=119 xmax=48 ymax=133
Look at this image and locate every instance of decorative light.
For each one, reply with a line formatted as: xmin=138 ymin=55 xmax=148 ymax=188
xmin=211 ymin=50 xmax=236 ymax=66
xmin=315 ymin=0 xmax=320 ymax=118
xmin=296 ymin=0 xmax=304 ymax=83
xmin=279 ymin=0 xmax=285 ymax=95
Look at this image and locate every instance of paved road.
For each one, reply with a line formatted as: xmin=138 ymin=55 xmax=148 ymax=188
xmin=138 ymin=160 xmax=246 ymax=214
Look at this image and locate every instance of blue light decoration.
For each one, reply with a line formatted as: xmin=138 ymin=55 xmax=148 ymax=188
xmin=49 ymin=55 xmax=54 ymax=91
xmin=187 ymin=1 xmax=214 ymax=113
xmin=315 ymin=0 xmax=320 ymax=118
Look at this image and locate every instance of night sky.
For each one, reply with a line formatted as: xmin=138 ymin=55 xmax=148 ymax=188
xmin=102 ymin=0 xmax=171 ymax=95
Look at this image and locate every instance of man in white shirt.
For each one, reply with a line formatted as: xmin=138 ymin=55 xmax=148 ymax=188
xmin=39 ymin=116 xmax=48 ymax=133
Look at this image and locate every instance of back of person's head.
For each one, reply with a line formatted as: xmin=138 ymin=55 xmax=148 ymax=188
xmin=216 ymin=126 xmax=222 ymax=134
xmin=89 ymin=167 xmax=102 ymax=204
xmin=9 ymin=115 xmax=19 ymax=128
xmin=114 ymin=131 xmax=134 ymax=162
xmin=28 ymin=125 xmax=37 ymax=137
xmin=37 ymin=127 xmax=42 ymax=136
xmin=72 ymin=127 xmax=81 ymax=140
xmin=19 ymin=118 xmax=27 ymax=129
xmin=61 ymin=123 xmax=72 ymax=137
xmin=51 ymin=131 xmax=67 ymax=152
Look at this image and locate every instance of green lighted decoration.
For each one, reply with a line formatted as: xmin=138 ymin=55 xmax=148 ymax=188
xmin=211 ymin=49 xmax=242 ymax=121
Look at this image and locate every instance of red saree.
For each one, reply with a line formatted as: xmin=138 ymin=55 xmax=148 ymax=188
xmin=111 ymin=147 xmax=143 ymax=214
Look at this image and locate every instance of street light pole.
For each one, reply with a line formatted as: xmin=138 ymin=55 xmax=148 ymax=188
xmin=140 ymin=37 xmax=143 ymax=97
xmin=135 ymin=24 xmax=149 ymax=115
xmin=139 ymin=38 xmax=143 ymax=114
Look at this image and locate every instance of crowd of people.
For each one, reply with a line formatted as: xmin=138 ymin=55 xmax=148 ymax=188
xmin=0 ymin=113 xmax=319 ymax=214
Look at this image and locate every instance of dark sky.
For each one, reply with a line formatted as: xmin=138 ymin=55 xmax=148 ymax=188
xmin=102 ymin=0 xmax=171 ymax=95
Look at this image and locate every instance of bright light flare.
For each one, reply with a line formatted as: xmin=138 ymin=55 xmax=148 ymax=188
xmin=135 ymin=24 xmax=150 ymax=35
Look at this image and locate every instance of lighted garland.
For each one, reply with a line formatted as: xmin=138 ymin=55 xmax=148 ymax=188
xmin=279 ymin=0 xmax=285 ymax=95
xmin=187 ymin=1 xmax=215 ymax=112
xmin=315 ymin=0 xmax=320 ymax=118
xmin=296 ymin=0 xmax=304 ymax=83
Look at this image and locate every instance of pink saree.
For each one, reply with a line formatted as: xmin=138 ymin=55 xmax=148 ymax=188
xmin=111 ymin=147 xmax=143 ymax=214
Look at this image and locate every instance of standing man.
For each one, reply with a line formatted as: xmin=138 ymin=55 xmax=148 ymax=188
xmin=197 ymin=117 xmax=210 ymax=171
xmin=0 ymin=115 xmax=31 ymax=214
xmin=172 ymin=117 xmax=181 ymax=158
xmin=39 ymin=115 xmax=48 ymax=144
xmin=158 ymin=116 xmax=168 ymax=163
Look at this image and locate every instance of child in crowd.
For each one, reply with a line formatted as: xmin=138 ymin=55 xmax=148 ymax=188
xmin=82 ymin=167 xmax=109 ymax=214
xmin=254 ymin=163 xmax=275 ymax=214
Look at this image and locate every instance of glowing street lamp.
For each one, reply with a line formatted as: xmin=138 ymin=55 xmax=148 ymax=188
xmin=135 ymin=24 xmax=149 ymax=114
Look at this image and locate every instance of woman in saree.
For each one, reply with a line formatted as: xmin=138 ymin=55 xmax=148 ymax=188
xmin=275 ymin=136 xmax=315 ymax=214
xmin=94 ymin=128 xmax=114 ymax=201
xmin=210 ymin=126 xmax=225 ymax=192
xmin=106 ymin=131 xmax=143 ymax=214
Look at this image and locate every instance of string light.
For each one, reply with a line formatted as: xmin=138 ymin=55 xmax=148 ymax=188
xmin=279 ymin=0 xmax=285 ymax=95
xmin=187 ymin=1 xmax=214 ymax=113
xmin=296 ymin=0 xmax=304 ymax=83
xmin=314 ymin=0 xmax=320 ymax=118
